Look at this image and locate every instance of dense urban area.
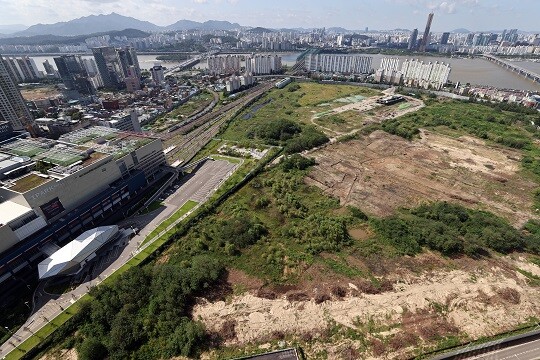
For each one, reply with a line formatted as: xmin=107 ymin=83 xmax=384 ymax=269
xmin=0 ymin=5 xmax=540 ymax=360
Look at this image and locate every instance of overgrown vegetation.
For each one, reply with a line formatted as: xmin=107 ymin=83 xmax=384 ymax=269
xmin=373 ymin=202 xmax=538 ymax=256
xmin=73 ymin=255 xmax=223 ymax=359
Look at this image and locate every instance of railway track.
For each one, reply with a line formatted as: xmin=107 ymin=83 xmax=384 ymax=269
xmin=164 ymin=82 xmax=273 ymax=165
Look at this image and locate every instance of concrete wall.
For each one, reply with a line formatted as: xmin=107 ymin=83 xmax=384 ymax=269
xmin=0 ymin=225 xmax=19 ymax=254
xmin=24 ymin=156 xmax=122 ymax=221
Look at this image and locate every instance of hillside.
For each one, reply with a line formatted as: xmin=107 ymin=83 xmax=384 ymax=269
xmin=0 ymin=29 xmax=150 ymax=46
xmin=15 ymin=13 xmax=159 ymax=37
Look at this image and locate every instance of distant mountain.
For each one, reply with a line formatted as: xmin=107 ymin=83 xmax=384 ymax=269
xmin=326 ymin=27 xmax=352 ymax=34
xmin=165 ymin=19 xmax=241 ymax=31
xmin=452 ymin=28 xmax=471 ymax=33
xmin=0 ymin=24 xmax=28 ymax=35
xmin=246 ymin=27 xmax=274 ymax=34
xmin=14 ymin=13 xmax=160 ymax=37
xmin=0 ymin=29 xmax=150 ymax=46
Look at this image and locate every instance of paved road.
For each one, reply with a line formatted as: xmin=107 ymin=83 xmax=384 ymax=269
xmin=0 ymin=159 xmax=238 ymax=360
xmin=464 ymin=339 xmax=540 ymax=360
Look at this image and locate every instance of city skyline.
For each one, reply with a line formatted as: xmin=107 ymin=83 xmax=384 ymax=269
xmin=0 ymin=0 xmax=539 ymax=33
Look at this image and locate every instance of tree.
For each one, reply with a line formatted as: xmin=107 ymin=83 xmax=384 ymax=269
xmin=77 ymin=338 xmax=107 ymax=360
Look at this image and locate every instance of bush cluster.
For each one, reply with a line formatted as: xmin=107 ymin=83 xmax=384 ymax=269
xmin=373 ymin=202 xmax=528 ymax=256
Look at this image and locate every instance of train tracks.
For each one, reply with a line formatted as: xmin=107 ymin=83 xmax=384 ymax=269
xmin=164 ymin=83 xmax=274 ymax=165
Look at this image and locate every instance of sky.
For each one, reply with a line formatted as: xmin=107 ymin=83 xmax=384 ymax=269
xmin=0 ymin=0 xmax=538 ymax=32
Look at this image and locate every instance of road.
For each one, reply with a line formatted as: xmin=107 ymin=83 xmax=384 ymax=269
xmin=0 ymin=159 xmax=238 ymax=360
xmin=463 ymin=339 xmax=540 ymax=360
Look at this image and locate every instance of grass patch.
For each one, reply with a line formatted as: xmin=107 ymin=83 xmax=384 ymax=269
xmin=314 ymin=110 xmax=366 ymax=133
xmin=209 ymin=154 xmax=242 ymax=164
xmin=220 ymin=83 xmax=379 ymax=148
xmin=516 ymin=268 xmax=540 ymax=286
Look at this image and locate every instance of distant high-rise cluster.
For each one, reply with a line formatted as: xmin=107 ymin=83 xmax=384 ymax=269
xmin=305 ymin=53 xmax=372 ymax=74
xmin=245 ymin=54 xmax=282 ymax=75
xmin=53 ymin=55 xmax=97 ymax=96
xmin=92 ymin=46 xmax=140 ymax=90
xmin=207 ymin=55 xmax=241 ymax=75
xmin=0 ymin=54 xmax=35 ymax=134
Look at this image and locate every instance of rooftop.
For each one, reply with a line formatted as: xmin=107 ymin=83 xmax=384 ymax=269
xmin=8 ymin=173 xmax=52 ymax=193
xmin=38 ymin=225 xmax=119 ymax=279
xmin=0 ymin=201 xmax=34 ymax=226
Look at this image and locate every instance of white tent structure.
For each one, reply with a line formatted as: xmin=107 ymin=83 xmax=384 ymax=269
xmin=38 ymin=225 xmax=119 ymax=279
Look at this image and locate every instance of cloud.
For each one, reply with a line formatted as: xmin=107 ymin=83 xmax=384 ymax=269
xmin=192 ymin=0 xmax=208 ymax=3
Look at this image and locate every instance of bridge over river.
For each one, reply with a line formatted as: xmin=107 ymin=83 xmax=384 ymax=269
xmin=483 ymin=54 xmax=540 ymax=85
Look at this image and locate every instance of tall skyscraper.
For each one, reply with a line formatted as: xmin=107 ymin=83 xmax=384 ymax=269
xmin=92 ymin=47 xmax=125 ymax=90
xmin=0 ymin=54 xmax=35 ymax=135
xmin=43 ymin=60 xmax=56 ymax=77
xmin=117 ymin=47 xmax=141 ymax=79
xmin=53 ymin=55 xmax=95 ymax=96
xmin=440 ymin=32 xmax=450 ymax=45
xmin=419 ymin=13 xmax=434 ymax=52
xmin=408 ymin=29 xmax=419 ymax=50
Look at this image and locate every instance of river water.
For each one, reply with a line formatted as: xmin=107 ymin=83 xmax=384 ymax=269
xmin=30 ymin=52 xmax=540 ymax=92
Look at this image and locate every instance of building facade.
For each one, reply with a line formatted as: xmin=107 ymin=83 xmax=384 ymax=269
xmin=0 ymin=54 xmax=35 ymax=134
xmin=305 ymin=53 xmax=372 ymax=74
xmin=245 ymin=54 xmax=282 ymax=75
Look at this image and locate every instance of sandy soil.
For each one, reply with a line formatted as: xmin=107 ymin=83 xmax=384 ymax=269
xmin=194 ymin=255 xmax=540 ymax=359
xmin=39 ymin=348 xmax=77 ymax=360
xmin=20 ymin=86 xmax=61 ymax=101
xmin=306 ymin=130 xmax=537 ymax=227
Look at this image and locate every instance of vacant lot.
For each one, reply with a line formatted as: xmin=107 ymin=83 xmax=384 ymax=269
xmin=195 ymin=253 xmax=540 ymax=360
xmin=20 ymin=85 xmax=61 ymax=101
xmin=307 ymin=130 xmax=537 ymax=227
xmin=221 ymin=82 xmax=381 ymax=143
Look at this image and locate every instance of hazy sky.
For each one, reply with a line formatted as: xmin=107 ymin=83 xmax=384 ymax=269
xmin=0 ymin=0 xmax=538 ymax=31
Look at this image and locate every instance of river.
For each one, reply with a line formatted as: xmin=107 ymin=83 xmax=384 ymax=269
xmin=29 ymin=52 xmax=540 ymax=92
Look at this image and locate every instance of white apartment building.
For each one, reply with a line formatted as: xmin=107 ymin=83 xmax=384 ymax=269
xmin=245 ymin=54 xmax=282 ymax=75
xmin=305 ymin=53 xmax=373 ymax=74
xmin=207 ymin=55 xmax=241 ymax=75
xmin=400 ymin=59 xmax=451 ymax=90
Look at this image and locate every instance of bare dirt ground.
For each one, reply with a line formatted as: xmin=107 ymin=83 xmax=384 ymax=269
xmin=194 ymin=254 xmax=540 ymax=360
xmin=20 ymin=86 xmax=61 ymax=101
xmin=305 ymin=129 xmax=537 ymax=227
xmin=311 ymin=91 xmax=424 ymax=138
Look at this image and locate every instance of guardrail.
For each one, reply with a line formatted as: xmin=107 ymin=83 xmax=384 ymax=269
xmin=427 ymin=326 xmax=540 ymax=359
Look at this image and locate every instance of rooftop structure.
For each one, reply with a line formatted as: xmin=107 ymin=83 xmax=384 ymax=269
xmin=38 ymin=225 xmax=119 ymax=279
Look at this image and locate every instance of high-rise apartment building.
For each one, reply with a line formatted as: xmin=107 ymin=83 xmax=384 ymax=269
xmin=400 ymin=59 xmax=451 ymax=90
xmin=92 ymin=47 xmax=125 ymax=90
xmin=245 ymin=54 xmax=282 ymax=75
xmin=408 ymin=29 xmax=419 ymax=50
xmin=207 ymin=55 xmax=241 ymax=75
xmin=43 ymin=60 xmax=56 ymax=77
xmin=150 ymin=63 xmax=165 ymax=86
xmin=53 ymin=55 xmax=95 ymax=96
xmin=440 ymin=32 xmax=450 ymax=45
xmin=1 ymin=56 xmax=41 ymax=82
xmin=419 ymin=13 xmax=434 ymax=52
xmin=305 ymin=53 xmax=372 ymax=74
xmin=92 ymin=46 xmax=140 ymax=90
xmin=0 ymin=54 xmax=35 ymax=134
xmin=117 ymin=47 xmax=141 ymax=79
